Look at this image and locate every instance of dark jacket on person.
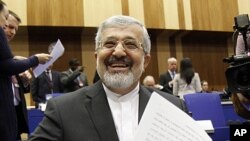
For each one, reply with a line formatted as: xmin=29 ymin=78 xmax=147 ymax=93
xmin=31 ymin=71 xmax=63 ymax=104
xmin=60 ymin=69 xmax=88 ymax=93
xmin=159 ymin=71 xmax=174 ymax=94
xmin=15 ymin=75 xmax=30 ymax=137
xmin=0 ymin=28 xmax=39 ymax=141
xmin=29 ymin=80 xmax=187 ymax=141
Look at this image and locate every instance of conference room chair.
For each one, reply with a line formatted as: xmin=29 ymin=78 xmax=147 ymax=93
xmin=183 ymin=93 xmax=229 ymax=141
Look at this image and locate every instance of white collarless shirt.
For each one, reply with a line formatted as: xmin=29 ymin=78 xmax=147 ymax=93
xmin=103 ymin=83 xmax=139 ymax=141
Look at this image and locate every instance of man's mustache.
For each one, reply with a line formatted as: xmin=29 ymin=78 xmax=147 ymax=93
xmin=105 ymin=56 xmax=133 ymax=66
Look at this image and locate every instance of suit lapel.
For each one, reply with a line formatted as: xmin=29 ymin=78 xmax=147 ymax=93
xmin=84 ymin=81 xmax=119 ymax=141
xmin=138 ymin=86 xmax=152 ymax=122
xmin=84 ymin=82 xmax=153 ymax=140
xmin=43 ymin=72 xmax=51 ymax=83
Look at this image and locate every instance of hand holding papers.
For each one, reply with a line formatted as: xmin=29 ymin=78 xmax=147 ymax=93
xmin=134 ymin=92 xmax=212 ymax=141
xmin=33 ymin=39 xmax=65 ymax=77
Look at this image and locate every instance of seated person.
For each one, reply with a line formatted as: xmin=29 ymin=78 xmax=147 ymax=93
xmin=143 ymin=75 xmax=163 ymax=90
xmin=201 ymin=80 xmax=210 ymax=93
xmin=31 ymin=64 xmax=63 ymax=106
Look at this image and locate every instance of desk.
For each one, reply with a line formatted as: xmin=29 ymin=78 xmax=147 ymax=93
xmin=28 ymin=109 xmax=44 ymax=134
xmin=221 ymin=101 xmax=247 ymax=124
xmin=209 ymin=126 xmax=229 ymax=141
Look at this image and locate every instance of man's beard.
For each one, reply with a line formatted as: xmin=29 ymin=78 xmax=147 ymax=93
xmin=103 ymin=71 xmax=134 ymax=89
xmin=97 ymin=57 xmax=145 ymax=89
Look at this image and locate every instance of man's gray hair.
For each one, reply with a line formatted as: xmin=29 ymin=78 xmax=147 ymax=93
xmin=95 ymin=15 xmax=151 ymax=54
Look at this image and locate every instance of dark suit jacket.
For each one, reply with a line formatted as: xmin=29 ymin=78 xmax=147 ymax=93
xmin=31 ymin=71 xmax=63 ymax=103
xmin=0 ymin=28 xmax=39 ymax=141
xmin=60 ymin=69 xmax=88 ymax=93
xmin=15 ymin=75 xmax=30 ymax=136
xmin=29 ymin=81 xmax=187 ymax=141
xmin=159 ymin=71 xmax=174 ymax=94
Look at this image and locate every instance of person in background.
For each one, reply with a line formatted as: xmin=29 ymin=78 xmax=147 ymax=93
xmin=29 ymin=15 xmax=187 ymax=141
xmin=3 ymin=10 xmax=32 ymax=140
xmin=143 ymin=75 xmax=163 ymax=90
xmin=173 ymin=58 xmax=202 ymax=99
xmin=201 ymin=80 xmax=210 ymax=93
xmin=31 ymin=64 xmax=63 ymax=106
xmin=0 ymin=2 xmax=51 ymax=141
xmin=60 ymin=58 xmax=88 ymax=92
xmin=159 ymin=57 xmax=177 ymax=94
xmin=31 ymin=43 xmax=63 ymax=106
xmin=235 ymin=32 xmax=250 ymax=55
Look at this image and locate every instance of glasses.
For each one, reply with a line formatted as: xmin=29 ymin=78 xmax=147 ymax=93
xmin=99 ymin=38 xmax=143 ymax=52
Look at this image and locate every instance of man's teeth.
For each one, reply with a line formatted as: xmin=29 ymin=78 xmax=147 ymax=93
xmin=111 ymin=64 xmax=127 ymax=67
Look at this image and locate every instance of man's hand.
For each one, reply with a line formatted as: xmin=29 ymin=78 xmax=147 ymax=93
xmin=77 ymin=66 xmax=84 ymax=72
xmin=35 ymin=53 xmax=52 ymax=64
xmin=19 ymin=70 xmax=32 ymax=87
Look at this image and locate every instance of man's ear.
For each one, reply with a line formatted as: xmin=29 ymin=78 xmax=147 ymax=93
xmin=144 ymin=54 xmax=151 ymax=69
xmin=94 ymin=51 xmax=97 ymax=59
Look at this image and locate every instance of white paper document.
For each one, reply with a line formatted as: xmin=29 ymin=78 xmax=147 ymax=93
xmin=134 ymin=92 xmax=212 ymax=141
xmin=33 ymin=39 xmax=64 ymax=77
xmin=196 ymin=120 xmax=214 ymax=134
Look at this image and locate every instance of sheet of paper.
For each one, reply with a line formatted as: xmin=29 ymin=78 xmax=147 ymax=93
xmin=134 ymin=92 xmax=212 ymax=141
xmin=33 ymin=39 xmax=64 ymax=77
xmin=196 ymin=120 xmax=214 ymax=134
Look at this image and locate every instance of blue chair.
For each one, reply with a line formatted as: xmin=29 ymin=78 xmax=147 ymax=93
xmin=183 ymin=93 xmax=229 ymax=141
xmin=28 ymin=109 xmax=44 ymax=134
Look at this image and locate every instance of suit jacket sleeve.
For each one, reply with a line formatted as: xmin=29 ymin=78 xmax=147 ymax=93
xmin=0 ymin=28 xmax=39 ymax=75
xmin=60 ymin=70 xmax=80 ymax=86
xmin=159 ymin=73 xmax=173 ymax=93
xmin=159 ymin=74 xmax=166 ymax=86
xmin=29 ymin=99 xmax=63 ymax=141
xmin=0 ymin=56 xmax=39 ymax=75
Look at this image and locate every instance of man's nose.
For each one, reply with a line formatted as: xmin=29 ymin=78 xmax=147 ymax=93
xmin=11 ymin=28 xmax=16 ymax=35
xmin=112 ymin=42 xmax=126 ymax=57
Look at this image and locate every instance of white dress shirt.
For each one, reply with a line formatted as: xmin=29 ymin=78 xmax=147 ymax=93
xmin=103 ymin=83 xmax=139 ymax=141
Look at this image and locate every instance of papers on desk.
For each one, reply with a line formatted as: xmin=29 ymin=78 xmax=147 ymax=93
xmin=196 ymin=120 xmax=215 ymax=133
xmin=38 ymin=103 xmax=47 ymax=111
xmin=134 ymin=92 xmax=212 ymax=141
xmin=33 ymin=39 xmax=65 ymax=77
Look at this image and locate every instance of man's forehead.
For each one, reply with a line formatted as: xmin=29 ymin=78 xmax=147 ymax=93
xmin=169 ymin=62 xmax=177 ymax=65
xmin=8 ymin=14 xmax=20 ymax=24
xmin=102 ymin=25 xmax=143 ymax=38
xmin=7 ymin=15 xmax=19 ymax=29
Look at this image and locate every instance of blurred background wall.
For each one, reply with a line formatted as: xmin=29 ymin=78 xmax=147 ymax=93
xmin=5 ymin=0 xmax=250 ymax=105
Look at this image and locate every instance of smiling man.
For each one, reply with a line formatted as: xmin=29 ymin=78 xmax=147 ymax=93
xmin=29 ymin=15 xmax=187 ymax=141
xmin=4 ymin=10 xmax=20 ymax=41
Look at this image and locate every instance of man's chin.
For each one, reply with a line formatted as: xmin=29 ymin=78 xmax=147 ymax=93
xmin=7 ymin=36 xmax=13 ymax=41
xmin=103 ymin=72 xmax=134 ymax=88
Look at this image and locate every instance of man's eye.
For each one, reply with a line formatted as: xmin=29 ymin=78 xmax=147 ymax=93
xmin=103 ymin=41 xmax=116 ymax=48
xmin=124 ymin=41 xmax=138 ymax=49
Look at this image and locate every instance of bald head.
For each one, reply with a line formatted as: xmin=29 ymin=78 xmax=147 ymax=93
xmin=143 ymin=75 xmax=156 ymax=87
xmin=167 ymin=57 xmax=177 ymax=72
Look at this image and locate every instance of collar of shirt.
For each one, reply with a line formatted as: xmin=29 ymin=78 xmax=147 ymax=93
xmin=103 ymin=83 xmax=139 ymax=102
xmin=103 ymin=83 xmax=139 ymax=141
xmin=168 ymin=70 xmax=175 ymax=75
xmin=168 ymin=70 xmax=175 ymax=78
